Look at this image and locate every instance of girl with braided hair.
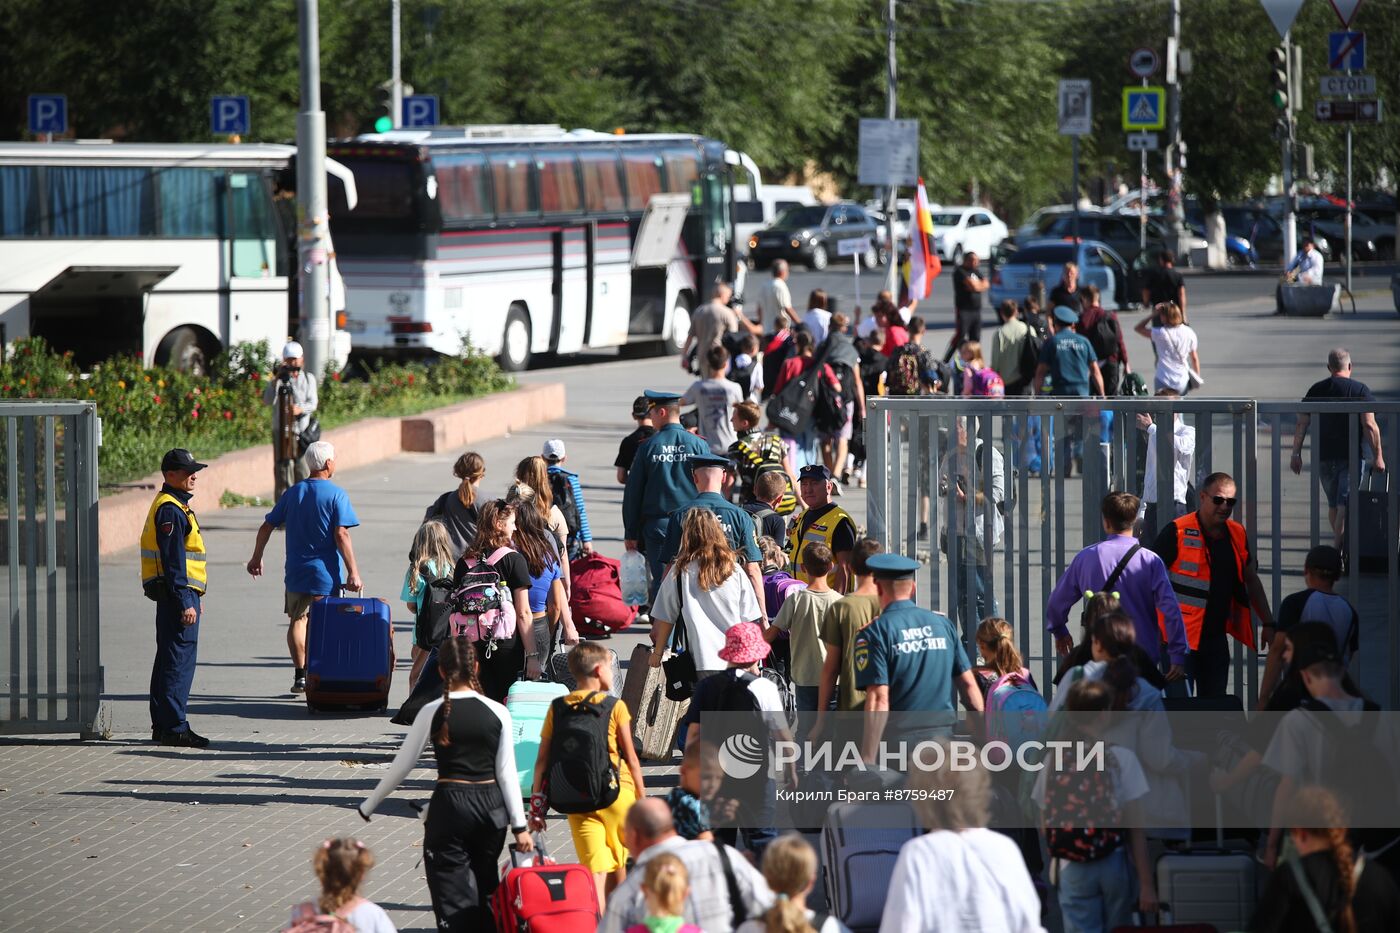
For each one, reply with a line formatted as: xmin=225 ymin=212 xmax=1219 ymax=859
xmin=1255 ymin=785 xmax=1400 ymax=933
xmin=358 ymin=636 xmax=533 ymax=932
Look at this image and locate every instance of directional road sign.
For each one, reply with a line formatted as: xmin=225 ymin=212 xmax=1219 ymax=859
xmin=1320 ymin=74 xmax=1376 ymax=97
xmin=402 ymin=95 xmax=439 ymax=128
xmin=1315 ymin=99 xmax=1382 ymax=123
xmin=28 ymin=94 xmax=67 ymax=135
xmin=1129 ymin=48 xmax=1159 ymax=79
xmin=1058 ymin=80 xmax=1092 ymax=136
xmin=210 ymin=96 xmax=250 ymax=136
xmin=858 ymin=118 xmax=920 ymax=186
xmin=1328 ymin=32 xmax=1365 ymax=71
xmin=1122 ymin=87 xmax=1166 ymax=131
xmin=1127 ymin=133 xmax=1160 ymax=152
xmin=1260 ymin=0 xmax=1306 ymax=39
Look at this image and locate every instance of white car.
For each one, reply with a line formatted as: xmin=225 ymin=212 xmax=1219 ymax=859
xmin=930 ymin=206 xmax=1009 ymax=262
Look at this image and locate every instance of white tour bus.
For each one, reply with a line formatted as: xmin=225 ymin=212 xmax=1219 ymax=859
xmin=0 ymin=142 xmax=354 ymax=374
xmin=325 ymin=126 xmax=749 ymax=370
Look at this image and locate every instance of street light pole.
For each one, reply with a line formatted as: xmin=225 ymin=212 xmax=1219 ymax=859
xmin=296 ymin=0 xmax=331 ymax=378
xmin=391 ymin=0 xmax=403 ymax=129
xmin=884 ymin=0 xmax=899 ymax=297
xmin=1167 ymin=0 xmax=1188 ymax=257
xmin=1282 ymin=30 xmax=1297 ymax=269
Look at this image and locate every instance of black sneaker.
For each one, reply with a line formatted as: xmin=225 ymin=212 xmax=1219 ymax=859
xmin=291 ymin=676 xmax=307 ymax=694
xmin=160 ymin=729 xmax=210 ymax=749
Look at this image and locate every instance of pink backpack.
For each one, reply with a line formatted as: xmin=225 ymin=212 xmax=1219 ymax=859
xmin=284 ymin=902 xmax=355 ymax=933
xmin=969 ymin=367 xmax=1006 ymax=398
xmin=448 ymin=546 xmax=518 ymax=645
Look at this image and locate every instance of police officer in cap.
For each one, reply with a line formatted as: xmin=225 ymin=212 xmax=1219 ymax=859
xmin=658 ymin=453 xmax=767 ymax=619
xmin=140 ymin=449 xmax=211 ymax=747
xmin=623 ymin=389 xmax=712 ymax=603
xmin=853 ymin=554 xmax=982 ymax=764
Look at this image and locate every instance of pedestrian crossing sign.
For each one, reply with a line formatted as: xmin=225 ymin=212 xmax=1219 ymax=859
xmin=1122 ymin=87 xmax=1166 ymax=130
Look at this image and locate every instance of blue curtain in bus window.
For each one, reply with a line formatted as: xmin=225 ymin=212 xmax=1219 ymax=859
xmin=436 ymin=153 xmax=492 ymax=223
xmin=488 ymin=151 xmax=538 ymax=218
xmin=621 ymin=149 xmax=662 ymax=212
xmin=661 ymin=148 xmax=699 ymax=198
xmin=229 ymin=172 xmax=275 ymax=277
xmin=46 ymin=167 xmax=155 ymax=236
xmin=578 ymin=149 xmax=624 ymax=213
xmin=0 ymin=167 xmax=40 ymax=236
xmin=159 ymin=167 xmax=220 ymax=236
xmin=536 ymin=152 xmax=580 ymax=215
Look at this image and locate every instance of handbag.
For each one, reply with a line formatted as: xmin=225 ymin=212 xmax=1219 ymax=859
xmin=296 ymin=415 xmax=322 ymax=458
xmin=661 ymin=570 xmax=697 ymax=701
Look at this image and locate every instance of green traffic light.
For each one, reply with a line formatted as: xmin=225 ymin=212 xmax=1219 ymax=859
xmin=1271 ymin=90 xmax=1288 ymax=109
xmin=374 ymin=116 xmax=393 ymax=133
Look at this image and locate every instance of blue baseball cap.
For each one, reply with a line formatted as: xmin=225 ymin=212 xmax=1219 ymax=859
xmin=161 ymin=448 xmax=208 ymax=474
xmin=1053 ymin=305 xmax=1080 ymax=325
xmin=865 ymin=553 xmax=920 ymax=580
xmin=799 ymin=463 xmax=833 ymax=482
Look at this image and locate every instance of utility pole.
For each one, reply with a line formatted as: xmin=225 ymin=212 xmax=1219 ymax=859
xmin=1166 ymin=0 xmax=1188 ymax=258
xmin=1282 ymin=30 xmax=1297 ymax=269
xmin=391 ymin=0 xmax=404 ymax=129
xmin=884 ymin=0 xmax=899 ymax=297
xmin=296 ymin=0 xmax=331 ymax=378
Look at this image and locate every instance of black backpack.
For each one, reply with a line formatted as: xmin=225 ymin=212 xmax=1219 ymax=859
xmin=414 ymin=574 xmax=455 ymax=651
xmin=547 ymin=470 xmax=581 ymax=545
xmin=811 ymin=367 xmax=846 ymax=436
xmin=765 ymin=342 xmax=833 ymax=436
xmin=1086 ymin=312 xmax=1121 ymax=362
xmin=760 ymin=336 xmax=793 ymax=401
xmin=545 ymin=691 xmax=622 ymax=814
xmin=728 ymin=356 xmax=756 ymax=399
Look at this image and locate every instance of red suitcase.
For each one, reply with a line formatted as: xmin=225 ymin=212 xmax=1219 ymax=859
xmin=305 ymin=595 xmax=394 ymax=712
xmin=568 ymin=554 xmax=637 ymax=636
xmin=492 ymin=842 xmax=599 ymax=933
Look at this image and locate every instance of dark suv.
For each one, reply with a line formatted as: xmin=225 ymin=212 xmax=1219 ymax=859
xmin=747 ymin=202 xmax=884 ymax=271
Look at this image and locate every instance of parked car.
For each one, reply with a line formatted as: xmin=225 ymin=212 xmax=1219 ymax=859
xmin=865 ymin=197 xmax=919 ymax=245
xmin=929 ymin=206 xmax=1009 ymax=262
xmin=989 ymin=238 xmax=1129 ymax=311
xmin=747 ymin=202 xmax=883 ymax=271
xmin=734 ymin=183 xmax=818 ymax=256
xmin=1035 ymin=211 xmax=1206 ymax=267
xmin=1185 ymin=205 xmax=1331 ymax=265
xmin=1296 ymin=206 xmax=1394 ymax=261
xmin=1011 ymin=205 xmax=1074 ymax=246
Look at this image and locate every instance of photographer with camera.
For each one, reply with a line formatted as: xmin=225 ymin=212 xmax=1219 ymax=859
xmin=262 ymin=341 xmax=320 ymax=499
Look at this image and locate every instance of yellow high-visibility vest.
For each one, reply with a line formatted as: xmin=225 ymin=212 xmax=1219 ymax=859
xmin=139 ymin=492 xmax=207 ymax=597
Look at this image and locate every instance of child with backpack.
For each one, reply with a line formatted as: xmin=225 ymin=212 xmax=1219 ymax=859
xmin=450 ymin=499 xmax=539 ymax=701
xmin=766 ymin=543 xmax=841 ymax=717
xmin=543 ymin=439 xmax=592 ymax=560
xmin=735 ymin=834 xmax=845 ymax=933
xmin=728 ymin=333 xmax=765 ymax=403
xmin=958 ymin=340 xmax=1006 ymax=398
xmin=531 ymin=642 xmax=646 ymax=909
xmin=401 ymin=519 xmax=455 ymax=689
xmin=625 ymin=853 xmax=704 ymax=933
xmin=286 ymin=837 xmax=396 ymax=933
xmin=731 ymin=402 xmax=798 ymax=513
xmin=1034 ymin=678 xmax=1157 ymax=932
xmin=666 ymin=739 xmax=726 ymax=842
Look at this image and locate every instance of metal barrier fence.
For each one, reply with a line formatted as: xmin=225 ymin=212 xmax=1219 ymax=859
xmin=867 ymin=396 xmax=1400 ymax=709
xmin=0 ymin=401 xmax=103 ymax=737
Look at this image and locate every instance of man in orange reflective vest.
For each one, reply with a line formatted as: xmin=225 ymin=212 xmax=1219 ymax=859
xmin=1150 ymin=471 xmax=1273 ymax=698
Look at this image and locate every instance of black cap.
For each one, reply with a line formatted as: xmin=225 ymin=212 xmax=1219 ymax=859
xmin=866 ymin=553 xmax=920 ymax=580
xmin=1304 ymin=545 xmax=1343 ymax=578
xmin=799 ymin=464 xmax=833 ymax=482
xmin=631 ymin=395 xmax=651 ymax=419
xmin=689 ymin=453 xmax=733 ymax=472
xmin=161 ymin=448 xmax=208 ymax=474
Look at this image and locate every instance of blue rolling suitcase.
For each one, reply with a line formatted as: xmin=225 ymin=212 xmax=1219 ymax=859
xmin=506 ymin=679 xmax=570 ymax=798
xmin=306 ymin=596 xmax=394 ymax=712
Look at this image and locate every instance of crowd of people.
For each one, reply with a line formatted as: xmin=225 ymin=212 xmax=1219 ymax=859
xmin=133 ymin=282 xmax=1397 ymax=933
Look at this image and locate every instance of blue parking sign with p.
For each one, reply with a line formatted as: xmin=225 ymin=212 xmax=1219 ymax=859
xmin=28 ymin=94 xmax=67 ymax=135
xmin=402 ymin=95 xmax=439 ymax=128
xmin=210 ymin=96 xmax=250 ymax=136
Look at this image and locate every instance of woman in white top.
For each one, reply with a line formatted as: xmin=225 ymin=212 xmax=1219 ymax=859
xmin=512 ymin=456 xmax=572 ymax=592
xmin=881 ymin=749 xmax=1045 ymax=933
xmin=736 ymin=834 xmax=850 ymax=933
xmin=801 ymin=289 xmax=833 ymax=345
xmin=359 ymin=637 xmax=533 ymax=933
xmin=648 ymin=508 xmax=762 ymax=676
xmin=1135 ymin=301 xmax=1200 ymax=394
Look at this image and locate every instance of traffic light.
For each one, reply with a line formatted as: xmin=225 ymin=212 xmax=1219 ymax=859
xmin=1268 ymin=47 xmax=1289 ymax=109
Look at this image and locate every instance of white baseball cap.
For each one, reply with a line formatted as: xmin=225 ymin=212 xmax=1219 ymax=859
xmin=282 ymin=340 xmax=304 ymax=359
xmin=542 ymin=439 xmax=566 ymax=461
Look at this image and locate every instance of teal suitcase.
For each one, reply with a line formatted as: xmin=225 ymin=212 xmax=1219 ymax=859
xmin=507 ymin=679 xmax=569 ymax=799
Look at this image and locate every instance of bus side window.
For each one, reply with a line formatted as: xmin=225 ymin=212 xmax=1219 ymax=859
xmin=437 ymin=153 xmax=492 ymax=222
xmin=661 ymin=148 xmax=698 ymax=195
xmin=47 ymin=166 xmax=156 ymax=237
xmin=158 ymin=168 xmax=220 ymax=237
xmin=621 ymin=148 xmax=662 ymax=213
xmin=579 ymin=149 xmax=624 ymax=213
xmin=489 ymin=151 xmax=539 ymax=220
xmin=536 ymin=151 xmax=581 ymax=216
xmin=0 ymin=166 xmax=41 ymax=236
xmin=228 ymin=171 xmax=277 ymax=277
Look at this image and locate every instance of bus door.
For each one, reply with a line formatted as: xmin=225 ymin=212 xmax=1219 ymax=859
xmin=224 ymin=170 xmax=289 ymax=350
xmin=550 ymin=226 xmax=589 ymax=355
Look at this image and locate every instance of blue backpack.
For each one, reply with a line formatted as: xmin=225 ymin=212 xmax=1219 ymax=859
xmin=984 ymin=669 xmax=1047 ymax=766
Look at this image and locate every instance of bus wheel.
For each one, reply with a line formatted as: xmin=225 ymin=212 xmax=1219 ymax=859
xmin=666 ymin=299 xmax=691 ymax=355
xmin=498 ymin=307 xmax=532 ymax=372
xmin=156 ymin=327 xmax=213 ymax=377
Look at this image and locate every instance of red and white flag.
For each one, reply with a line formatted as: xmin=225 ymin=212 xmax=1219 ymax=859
xmin=906 ymin=178 xmax=942 ymax=300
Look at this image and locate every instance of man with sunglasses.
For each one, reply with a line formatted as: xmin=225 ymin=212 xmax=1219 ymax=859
xmin=1149 ymin=472 xmax=1274 ymax=698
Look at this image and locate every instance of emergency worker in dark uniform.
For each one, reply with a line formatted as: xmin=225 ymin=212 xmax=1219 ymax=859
xmin=623 ymin=389 xmax=711 ymax=603
xmin=853 ymin=554 xmax=982 ymax=765
xmin=658 ymin=453 xmax=767 ymax=619
xmin=140 ymin=449 xmax=210 ymax=747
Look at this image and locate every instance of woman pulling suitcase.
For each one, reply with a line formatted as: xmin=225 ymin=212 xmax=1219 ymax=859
xmin=358 ymin=636 xmax=534 ymax=932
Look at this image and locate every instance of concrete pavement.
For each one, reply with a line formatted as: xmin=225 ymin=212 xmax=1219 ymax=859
xmin=2 ymin=273 xmax=1396 ymax=931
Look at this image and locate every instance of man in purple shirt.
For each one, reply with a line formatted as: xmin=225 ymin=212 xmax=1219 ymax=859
xmin=1046 ymin=492 xmax=1188 ymax=681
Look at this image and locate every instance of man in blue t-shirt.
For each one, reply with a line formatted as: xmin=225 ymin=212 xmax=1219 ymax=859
xmin=1290 ymin=348 xmax=1386 ymax=550
xmin=1033 ymin=305 xmax=1104 ymax=474
xmin=853 ymin=554 xmax=982 ymax=763
xmin=246 ymin=440 xmax=362 ymax=695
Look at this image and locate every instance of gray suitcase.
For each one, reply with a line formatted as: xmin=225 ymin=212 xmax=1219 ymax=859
xmin=547 ymin=643 xmax=621 ymax=695
xmin=620 ymin=643 xmax=688 ymax=761
xmin=1155 ymin=798 xmax=1259 ymax=931
xmin=821 ymin=801 xmax=920 ymax=933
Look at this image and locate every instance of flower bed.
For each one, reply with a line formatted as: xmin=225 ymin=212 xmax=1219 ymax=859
xmin=0 ymin=338 xmax=512 ymax=489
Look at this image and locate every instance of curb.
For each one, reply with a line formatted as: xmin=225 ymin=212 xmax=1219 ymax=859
xmin=98 ymin=382 xmax=566 ymax=556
